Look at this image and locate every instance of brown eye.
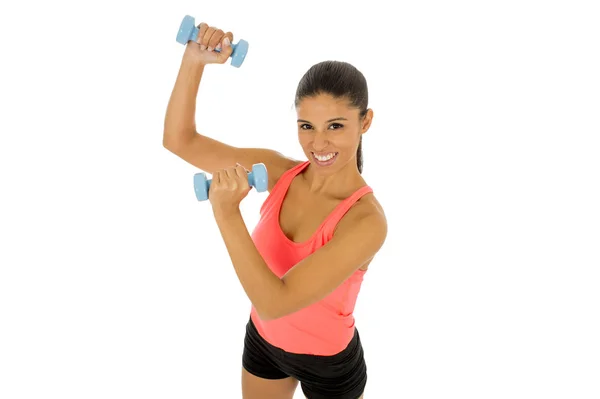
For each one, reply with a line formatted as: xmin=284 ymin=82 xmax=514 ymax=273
xmin=300 ymin=124 xmax=312 ymax=130
xmin=329 ymin=123 xmax=343 ymax=130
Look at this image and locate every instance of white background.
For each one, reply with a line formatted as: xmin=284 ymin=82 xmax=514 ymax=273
xmin=1 ymin=0 xmax=599 ymax=398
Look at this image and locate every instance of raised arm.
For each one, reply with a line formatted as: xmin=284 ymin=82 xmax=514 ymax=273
xmin=162 ymin=23 xmax=297 ymax=190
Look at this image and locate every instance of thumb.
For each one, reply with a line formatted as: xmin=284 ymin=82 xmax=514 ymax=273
xmin=217 ymin=36 xmax=234 ymax=63
xmin=235 ymin=162 xmax=250 ymax=173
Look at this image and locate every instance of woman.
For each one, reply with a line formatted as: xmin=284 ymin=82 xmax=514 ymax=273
xmin=164 ymin=22 xmax=388 ymax=399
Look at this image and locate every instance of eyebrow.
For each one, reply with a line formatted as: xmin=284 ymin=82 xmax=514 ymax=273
xmin=297 ymin=117 xmax=348 ymax=123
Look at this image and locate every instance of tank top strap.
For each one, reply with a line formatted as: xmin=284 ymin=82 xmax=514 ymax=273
xmin=273 ymin=160 xmax=309 ymax=195
xmin=320 ymin=185 xmax=374 ymax=238
xmin=259 ymin=161 xmax=310 ymax=215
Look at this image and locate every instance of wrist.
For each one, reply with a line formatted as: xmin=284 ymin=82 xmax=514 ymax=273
xmin=182 ymin=48 xmax=207 ymax=69
xmin=213 ymin=207 xmax=242 ymax=223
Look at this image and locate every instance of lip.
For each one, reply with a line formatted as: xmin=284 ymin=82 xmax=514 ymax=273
xmin=311 ymin=151 xmax=339 ymax=166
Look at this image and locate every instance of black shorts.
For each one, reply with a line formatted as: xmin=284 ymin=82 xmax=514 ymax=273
xmin=242 ymin=317 xmax=367 ymax=399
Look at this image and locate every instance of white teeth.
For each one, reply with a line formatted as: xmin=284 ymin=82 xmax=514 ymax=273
xmin=314 ymin=152 xmax=336 ymax=161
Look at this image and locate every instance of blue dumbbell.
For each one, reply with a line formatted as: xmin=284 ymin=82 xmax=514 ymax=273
xmin=194 ymin=163 xmax=268 ymax=201
xmin=176 ymin=15 xmax=249 ymax=68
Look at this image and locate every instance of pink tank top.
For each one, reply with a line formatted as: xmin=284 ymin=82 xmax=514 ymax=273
xmin=249 ymin=160 xmax=373 ymax=355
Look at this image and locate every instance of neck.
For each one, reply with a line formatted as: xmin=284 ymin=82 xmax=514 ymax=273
xmin=302 ymin=159 xmax=364 ymax=195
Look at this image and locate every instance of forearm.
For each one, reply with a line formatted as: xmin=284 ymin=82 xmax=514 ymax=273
xmin=163 ymin=51 xmax=205 ymax=146
xmin=214 ymin=210 xmax=284 ymax=319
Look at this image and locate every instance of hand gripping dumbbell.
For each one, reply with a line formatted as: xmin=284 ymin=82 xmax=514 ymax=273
xmin=176 ymin=15 xmax=249 ymax=68
xmin=193 ymin=163 xmax=268 ymax=201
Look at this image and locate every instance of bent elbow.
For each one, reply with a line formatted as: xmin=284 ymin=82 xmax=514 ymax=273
xmin=162 ymin=134 xmax=179 ymax=151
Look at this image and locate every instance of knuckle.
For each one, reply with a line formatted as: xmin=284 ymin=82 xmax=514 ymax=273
xmin=203 ymin=27 xmax=215 ymax=40
xmin=210 ymin=30 xmax=224 ymax=47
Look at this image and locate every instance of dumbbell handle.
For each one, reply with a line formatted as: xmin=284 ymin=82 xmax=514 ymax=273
xmin=205 ymin=170 xmax=259 ymax=190
xmin=187 ymin=26 xmax=241 ymax=53
xmin=194 ymin=163 xmax=267 ymax=201
xmin=177 ymin=15 xmax=248 ymax=67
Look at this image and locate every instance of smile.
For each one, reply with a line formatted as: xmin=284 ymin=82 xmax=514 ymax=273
xmin=311 ymin=152 xmax=339 ymax=166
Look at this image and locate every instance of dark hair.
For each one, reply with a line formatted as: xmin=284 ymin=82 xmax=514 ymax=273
xmin=294 ymin=60 xmax=369 ymax=174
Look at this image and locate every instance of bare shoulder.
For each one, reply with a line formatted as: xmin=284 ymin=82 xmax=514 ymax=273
xmin=265 ymin=155 xmax=304 ymax=191
xmin=327 ymin=192 xmax=387 ymax=272
xmin=334 ymin=191 xmax=388 ymax=245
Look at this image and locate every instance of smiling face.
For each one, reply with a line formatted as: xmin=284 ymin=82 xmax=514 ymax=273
xmin=296 ymin=93 xmax=373 ymax=174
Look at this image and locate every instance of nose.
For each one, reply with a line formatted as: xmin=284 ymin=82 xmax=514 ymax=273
xmin=312 ymin=130 xmax=329 ymax=151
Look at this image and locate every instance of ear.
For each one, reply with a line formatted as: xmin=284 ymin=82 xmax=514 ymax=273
xmin=360 ymin=108 xmax=374 ymax=134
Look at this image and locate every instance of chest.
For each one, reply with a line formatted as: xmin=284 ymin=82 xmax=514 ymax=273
xmin=277 ymin=185 xmax=342 ymax=244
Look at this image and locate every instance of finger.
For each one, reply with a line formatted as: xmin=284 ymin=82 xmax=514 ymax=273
xmin=223 ymin=169 xmax=233 ymax=185
xmin=201 ymin=26 xmax=216 ymax=50
xmin=235 ymin=162 xmax=250 ymax=173
xmin=216 ymin=36 xmax=233 ymax=63
xmin=196 ymin=23 xmax=208 ymax=47
xmin=235 ymin=167 xmax=250 ymax=188
xmin=216 ymin=31 xmax=233 ymax=52
xmin=234 ymin=164 xmax=246 ymax=179
xmin=212 ymin=170 xmax=221 ymax=184
xmin=234 ymin=165 xmax=251 ymax=191
xmin=208 ymin=29 xmax=224 ymax=51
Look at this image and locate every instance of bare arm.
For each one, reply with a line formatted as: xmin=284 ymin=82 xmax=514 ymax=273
xmin=213 ymin=199 xmax=387 ymax=320
xmin=162 ymin=48 xmax=204 ymax=149
xmin=163 ymin=34 xmax=297 ymax=189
